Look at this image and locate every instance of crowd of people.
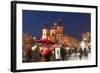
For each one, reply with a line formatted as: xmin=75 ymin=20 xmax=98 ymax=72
xmin=23 ymin=39 xmax=91 ymax=62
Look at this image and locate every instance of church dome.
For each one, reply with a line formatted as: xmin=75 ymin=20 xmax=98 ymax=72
xmin=42 ymin=23 xmax=49 ymax=29
xmin=54 ymin=18 xmax=63 ymax=26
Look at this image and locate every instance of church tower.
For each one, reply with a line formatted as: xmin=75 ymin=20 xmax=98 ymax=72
xmin=54 ymin=18 xmax=63 ymax=37
xmin=50 ymin=25 xmax=56 ymax=37
xmin=50 ymin=26 xmax=57 ymax=40
xmin=42 ymin=23 xmax=50 ymax=39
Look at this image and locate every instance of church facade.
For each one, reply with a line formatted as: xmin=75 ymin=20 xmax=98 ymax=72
xmin=41 ymin=18 xmax=80 ymax=48
xmin=42 ymin=18 xmax=64 ymax=40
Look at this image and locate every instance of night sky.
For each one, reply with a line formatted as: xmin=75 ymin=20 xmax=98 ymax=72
xmin=23 ymin=10 xmax=91 ymax=39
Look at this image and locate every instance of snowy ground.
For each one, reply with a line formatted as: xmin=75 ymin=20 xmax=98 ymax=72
xmin=65 ymin=53 xmax=91 ymax=61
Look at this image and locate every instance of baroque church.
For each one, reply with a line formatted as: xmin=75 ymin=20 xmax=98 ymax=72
xmin=42 ymin=18 xmax=64 ymax=41
xmin=41 ymin=18 xmax=80 ymax=48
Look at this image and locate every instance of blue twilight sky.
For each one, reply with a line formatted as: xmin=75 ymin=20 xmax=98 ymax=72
xmin=22 ymin=10 xmax=91 ymax=39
